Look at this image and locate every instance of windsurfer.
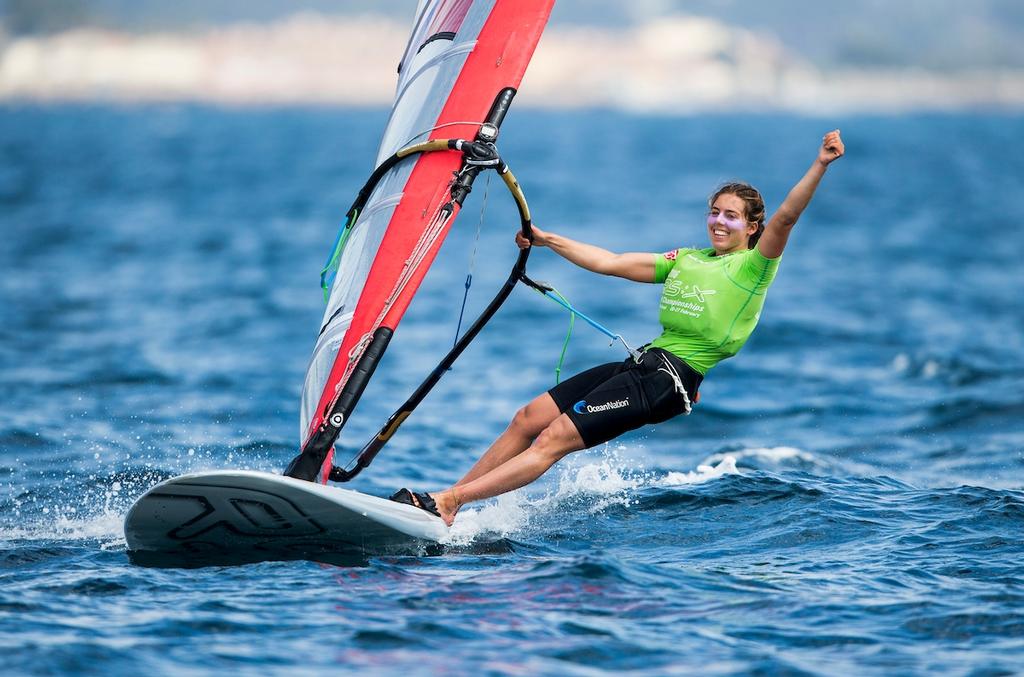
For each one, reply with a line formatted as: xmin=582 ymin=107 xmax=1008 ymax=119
xmin=393 ymin=130 xmax=845 ymax=525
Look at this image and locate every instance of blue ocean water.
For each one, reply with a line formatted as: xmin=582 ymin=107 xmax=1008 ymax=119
xmin=1 ymin=105 xmax=1023 ymax=675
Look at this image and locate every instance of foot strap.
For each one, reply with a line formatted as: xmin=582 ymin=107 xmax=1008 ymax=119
xmin=389 ymin=488 xmax=441 ymax=518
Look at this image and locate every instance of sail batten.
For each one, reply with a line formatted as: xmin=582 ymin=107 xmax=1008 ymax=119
xmin=294 ymin=0 xmax=554 ymax=483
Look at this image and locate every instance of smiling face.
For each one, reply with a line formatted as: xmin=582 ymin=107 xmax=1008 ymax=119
xmin=707 ymin=193 xmax=759 ymax=255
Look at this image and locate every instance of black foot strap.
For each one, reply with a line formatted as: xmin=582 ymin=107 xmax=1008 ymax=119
xmin=389 ymin=488 xmax=441 ymax=518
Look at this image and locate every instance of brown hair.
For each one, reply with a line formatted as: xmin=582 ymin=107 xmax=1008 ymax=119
xmin=709 ymin=182 xmax=765 ymax=248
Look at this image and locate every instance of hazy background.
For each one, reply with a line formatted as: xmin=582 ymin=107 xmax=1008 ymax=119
xmin=2 ymin=0 xmax=1022 ymax=112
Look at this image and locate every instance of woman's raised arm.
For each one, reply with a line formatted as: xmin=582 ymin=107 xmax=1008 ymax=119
xmin=758 ymin=130 xmax=845 ymax=259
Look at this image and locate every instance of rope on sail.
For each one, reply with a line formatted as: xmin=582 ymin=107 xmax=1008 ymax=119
xmin=340 ymin=201 xmax=458 ymax=390
xmin=320 ymin=208 xmax=359 ymax=301
xmin=316 ymin=138 xmax=451 ymax=302
xmin=452 ymin=171 xmax=489 ymax=348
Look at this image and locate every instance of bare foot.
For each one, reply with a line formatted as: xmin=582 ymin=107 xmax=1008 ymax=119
xmin=430 ymin=489 xmax=460 ymax=527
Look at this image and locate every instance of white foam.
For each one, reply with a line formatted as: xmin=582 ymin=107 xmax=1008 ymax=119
xmin=699 ymin=446 xmax=824 ymax=469
xmin=443 ymin=444 xmax=740 ymax=545
xmin=443 ymin=492 xmax=532 ymax=545
xmin=0 ymin=510 xmax=125 ymax=548
xmin=441 ymin=445 xmax=851 ymax=544
xmin=660 ymin=455 xmax=741 ymax=485
xmin=892 ymin=353 xmax=910 ymax=372
xmin=443 ymin=444 xmax=644 ymax=545
xmin=54 ymin=512 xmax=126 ymax=548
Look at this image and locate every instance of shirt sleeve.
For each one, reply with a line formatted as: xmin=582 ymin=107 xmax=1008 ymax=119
xmin=736 ymin=247 xmax=781 ymax=290
xmin=654 ymin=248 xmax=684 ymax=283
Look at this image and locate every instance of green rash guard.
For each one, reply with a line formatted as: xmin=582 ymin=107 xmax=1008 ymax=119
xmin=650 ymin=247 xmax=781 ymax=375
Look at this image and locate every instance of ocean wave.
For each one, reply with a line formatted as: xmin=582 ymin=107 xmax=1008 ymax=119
xmin=889 ymin=351 xmax=1017 ymax=386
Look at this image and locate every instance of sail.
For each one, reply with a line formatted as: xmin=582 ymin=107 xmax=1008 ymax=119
xmin=297 ymin=0 xmax=554 ymax=482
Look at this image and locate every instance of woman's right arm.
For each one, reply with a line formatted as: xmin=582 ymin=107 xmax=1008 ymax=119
xmin=515 ymin=225 xmax=657 ymax=283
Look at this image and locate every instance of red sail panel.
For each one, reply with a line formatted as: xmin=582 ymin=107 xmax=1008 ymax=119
xmin=380 ymin=7 xmax=554 ymax=332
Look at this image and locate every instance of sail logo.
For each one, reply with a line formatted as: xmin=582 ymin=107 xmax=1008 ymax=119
xmin=574 ymin=398 xmax=630 ymax=414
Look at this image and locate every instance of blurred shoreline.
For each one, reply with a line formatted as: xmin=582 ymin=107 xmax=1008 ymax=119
xmin=2 ymin=13 xmax=1022 ymax=113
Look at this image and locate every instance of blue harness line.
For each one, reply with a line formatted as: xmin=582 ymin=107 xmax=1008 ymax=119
xmin=536 ymin=286 xmax=640 ymax=382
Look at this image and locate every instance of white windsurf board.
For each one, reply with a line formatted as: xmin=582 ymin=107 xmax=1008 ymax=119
xmin=124 ymin=470 xmax=447 ymax=564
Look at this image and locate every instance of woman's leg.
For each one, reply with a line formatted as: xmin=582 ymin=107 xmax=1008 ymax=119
xmin=432 ymin=413 xmax=585 ymax=525
xmin=417 ymin=360 xmax=625 ymax=524
xmin=453 ymin=392 xmax=561 ymax=487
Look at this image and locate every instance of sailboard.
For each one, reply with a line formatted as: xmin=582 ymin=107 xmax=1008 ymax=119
xmin=124 ymin=471 xmax=447 ymax=566
xmin=125 ymin=0 xmax=555 ymax=565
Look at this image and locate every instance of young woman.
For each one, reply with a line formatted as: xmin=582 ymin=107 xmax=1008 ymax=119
xmin=393 ymin=130 xmax=845 ymax=525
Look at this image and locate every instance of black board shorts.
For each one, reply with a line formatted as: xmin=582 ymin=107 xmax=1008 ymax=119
xmin=548 ymin=348 xmax=703 ymax=448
